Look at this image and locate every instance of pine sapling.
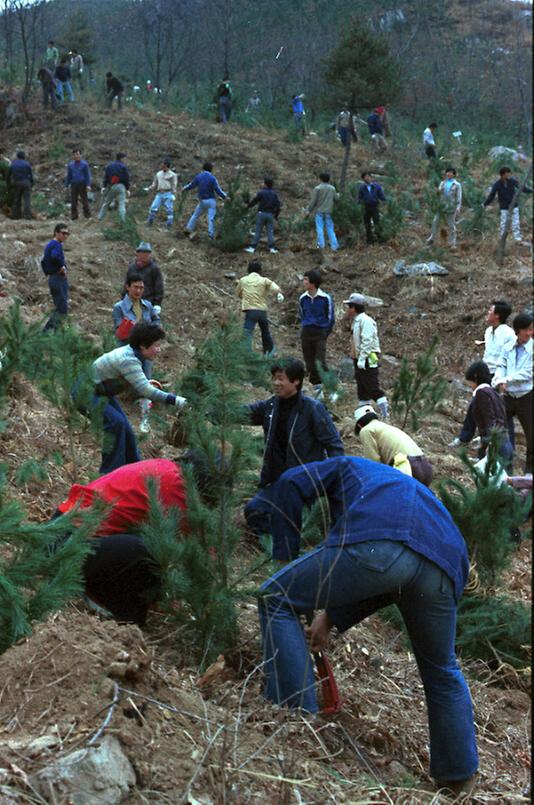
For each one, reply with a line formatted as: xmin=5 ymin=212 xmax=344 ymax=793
xmin=391 ymin=336 xmax=448 ymax=430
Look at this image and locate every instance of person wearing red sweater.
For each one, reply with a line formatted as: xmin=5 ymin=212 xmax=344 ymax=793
xmin=54 ymin=456 xmax=207 ymax=625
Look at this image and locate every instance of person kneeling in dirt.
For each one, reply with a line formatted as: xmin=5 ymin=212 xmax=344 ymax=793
xmin=354 ymin=405 xmax=433 ymax=486
xmin=257 ymin=456 xmax=478 ymax=798
xmin=79 ymin=323 xmax=186 ymax=475
xmin=51 ymin=453 xmax=211 ymax=625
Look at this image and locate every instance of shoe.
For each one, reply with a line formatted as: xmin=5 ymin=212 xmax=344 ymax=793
xmin=139 ymin=417 xmax=151 ymax=434
xmin=435 ymin=774 xmax=477 ymax=798
xmin=447 ymin=437 xmax=461 ymax=448
xmin=244 ymin=246 xmax=255 ymax=253
xmin=83 ymin=594 xmax=113 ymax=619
xmin=329 ymin=392 xmax=339 ymax=404
xmin=269 ymin=247 xmax=279 ymax=254
xmin=146 ymin=218 xmax=153 ymax=226
xmin=166 ymin=222 xmax=173 ymax=229
xmin=426 ymin=236 xmax=434 ymax=244
xmin=188 ymin=231 xmax=197 ymax=241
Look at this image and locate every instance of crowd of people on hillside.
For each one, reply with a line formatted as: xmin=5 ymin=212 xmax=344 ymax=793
xmin=2 ymin=52 xmax=533 ymax=799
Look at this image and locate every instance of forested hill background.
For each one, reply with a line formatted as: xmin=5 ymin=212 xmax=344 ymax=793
xmin=1 ymin=0 xmax=532 ymax=144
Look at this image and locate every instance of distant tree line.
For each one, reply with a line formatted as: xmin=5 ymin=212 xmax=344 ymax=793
xmin=0 ymin=0 xmax=531 ymax=142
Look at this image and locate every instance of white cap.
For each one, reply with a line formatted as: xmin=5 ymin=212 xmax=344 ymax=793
xmin=354 ymin=405 xmax=375 ymax=425
xmin=344 ymin=292 xmax=366 ymax=306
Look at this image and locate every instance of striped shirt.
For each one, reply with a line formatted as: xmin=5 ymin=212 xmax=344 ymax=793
xmin=92 ymin=345 xmax=172 ymax=403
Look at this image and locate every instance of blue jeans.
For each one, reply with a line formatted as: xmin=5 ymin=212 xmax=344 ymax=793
xmin=258 ymin=540 xmax=478 ymax=783
xmin=56 ymin=80 xmax=75 ymax=103
xmin=187 ymin=198 xmax=217 ymax=237
xmin=251 ymin=211 xmax=275 ymax=248
xmin=243 ymin=310 xmax=274 ymax=355
xmin=244 ymin=486 xmax=277 ymax=536
xmin=315 ymin=213 xmax=338 ymax=250
xmin=44 ymin=274 xmax=69 ymax=330
xmin=148 ymin=191 xmax=175 ymax=224
xmin=339 ymin=128 xmax=349 ymax=147
xmin=98 ymin=396 xmax=140 ymax=474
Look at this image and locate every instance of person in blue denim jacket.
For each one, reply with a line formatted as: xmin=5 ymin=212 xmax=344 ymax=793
xmin=258 ymin=456 xmax=478 ymax=797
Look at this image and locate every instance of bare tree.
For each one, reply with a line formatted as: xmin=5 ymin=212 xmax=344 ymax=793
xmin=134 ymin=0 xmax=193 ymax=98
xmin=9 ymin=0 xmax=48 ymax=101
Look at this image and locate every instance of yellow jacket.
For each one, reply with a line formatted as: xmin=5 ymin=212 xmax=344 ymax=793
xmin=237 ymin=272 xmax=281 ymax=311
xmin=358 ymin=419 xmax=423 ymax=474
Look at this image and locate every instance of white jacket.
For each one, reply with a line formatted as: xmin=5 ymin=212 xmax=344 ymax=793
xmin=351 ymin=312 xmax=381 ymax=367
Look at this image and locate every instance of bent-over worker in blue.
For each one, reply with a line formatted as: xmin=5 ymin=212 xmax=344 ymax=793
xmin=258 ymin=456 xmax=478 ymax=795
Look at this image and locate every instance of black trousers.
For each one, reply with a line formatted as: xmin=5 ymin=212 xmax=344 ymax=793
xmin=71 ymin=182 xmax=91 ymax=219
xmin=301 ymin=328 xmax=328 ymax=386
xmin=353 ymin=359 xmax=385 ymax=402
xmin=504 ymin=390 xmax=532 ymax=473
xmin=425 ymin=145 xmax=436 ymax=159
xmin=11 ymin=181 xmax=32 ymax=219
xmin=363 ymin=205 xmax=380 ymax=243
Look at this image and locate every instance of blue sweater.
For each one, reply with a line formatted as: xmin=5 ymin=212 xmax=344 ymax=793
xmin=65 ymin=159 xmax=91 ymax=187
xmin=358 ymin=181 xmax=386 ymax=207
xmin=268 ymin=456 xmax=470 ymax=600
xmin=248 ymin=188 xmax=281 ymax=216
xmin=8 ymin=159 xmax=33 ymax=185
xmin=367 ymin=112 xmax=384 ymax=135
xmin=484 ymin=177 xmax=532 ymax=211
xmin=41 ymin=239 xmax=66 ymax=275
xmin=183 ymin=171 xmax=226 ymax=200
xmin=103 ymin=160 xmax=130 ymax=190
xmin=298 ymin=289 xmax=334 ymax=332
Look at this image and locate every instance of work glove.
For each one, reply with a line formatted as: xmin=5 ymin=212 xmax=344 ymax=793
xmin=276 ymin=293 xmax=284 ymax=303
xmin=175 ymin=395 xmax=187 ymax=408
xmin=357 ymin=356 xmax=366 ymax=369
xmin=153 ymin=305 xmax=161 ymax=315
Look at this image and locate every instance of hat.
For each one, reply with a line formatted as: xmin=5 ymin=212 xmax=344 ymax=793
xmin=343 ymin=292 xmax=366 ymax=306
xmin=354 ymin=405 xmax=375 ymax=425
xmin=375 ymin=106 xmax=385 ymax=114
xmin=136 ymin=242 xmax=152 ymax=252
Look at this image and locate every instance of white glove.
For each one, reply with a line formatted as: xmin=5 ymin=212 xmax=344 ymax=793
xmin=276 ymin=293 xmax=284 ymax=303
xmin=143 ymin=186 xmax=151 ymax=192
xmin=153 ymin=305 xmax=161 ymax=315
xmin=175 ymin=395 xmax=187 ymax=408
xmin=357 ymin=357 xmax=366 ymax=369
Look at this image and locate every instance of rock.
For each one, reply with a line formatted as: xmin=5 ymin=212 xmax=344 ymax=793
xmin=393 ymin=260 xmax=449 ymax=276
xmin=488 ymin=145 xmax=522 ymax=163
xmin=33 ymin=736 xmax=135 ymax=805
xmin=13 ymin=240 xmax=26 ymax=251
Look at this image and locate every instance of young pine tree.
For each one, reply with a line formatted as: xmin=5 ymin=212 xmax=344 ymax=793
xmin=142 ymin=317 xmax=268 ymax=665
xmin=215 ymin=173 xmax=253 ymax=252
xmin=390 ymin=336 xmax=447 ymax=430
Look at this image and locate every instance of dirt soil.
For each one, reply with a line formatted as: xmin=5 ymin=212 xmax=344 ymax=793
xmin=0 ymin=100 xmax=531 ymax=803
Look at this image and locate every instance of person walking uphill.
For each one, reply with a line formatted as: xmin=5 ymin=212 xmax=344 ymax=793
xmin=83 ymin=323 xmax=186 ymax=475
xmin=423 ymin=123 xmax=438 ymax=159
xmin=237 ymin=260 xmax=284 ymax=355
xmin=345 ymin=293 xmax=388 ymax=417
xmin=305 ymin=173 xmax=339 ymax=251
xmin=298 ymin=270 xmax=335 ymax=397
xmin=37 ymin=67 xmax=57 ymax=111
xmin=354 ymin=406 xmax=433 ymax=486
xmin=41 ymin=223 xmax=70 ymax=331
xmin=483 ymin=166 xmax=532 ymax=244
xmin=257 ymin=456 xmax=478 ymax=798
xmin=106 ymin=72 xmax=124 ymax=110
xmin=244 ymin=358 xmax=344 ymax=539
xmin=7 ymin=150 xmax=33 ymax=220
xmin=124 ymin=242 xmax=164 ymax=309
xmin=244 ymin=177 xmax=281 ymax=254
xmin=357 ymin=172 xmax=385 ymax=245
xmin=182 ymin=162 xmax=227 ymax=240
xmin=65 ymin=148 xmax=92 ymax=220
xmin=145 ymin=159 xmax=178 ymax=229
xmin=98 ymin=152 xmax=130 ymax=223
xmin=427 ymin=167 xmax=462 ymax=249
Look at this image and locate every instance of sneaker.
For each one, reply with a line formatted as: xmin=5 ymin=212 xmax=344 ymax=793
xmin=187 ymin=230 xmax=197 ymax=241
xmin=435 ymin=774 xmax=477 ymax=798
xmin=447 ymin=437 xmax=461 ymax=448
xmin=269 ymin=247 xmax=279 ymax=254
xmin=329 ymin=392 xmax=339 ymax=404
xmin=139 ymin=417 xmax=151 ymax=434
xmin=244 ymin=246 xmax=256 ymax=253
xmin=83 ymin=594 xmax=113 ymax=619
xmin=426 ymin=236 xmax=434 ymax=244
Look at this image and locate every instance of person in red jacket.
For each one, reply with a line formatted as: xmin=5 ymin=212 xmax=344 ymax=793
xmin=53 ymin=454 xmax=210 ymax=625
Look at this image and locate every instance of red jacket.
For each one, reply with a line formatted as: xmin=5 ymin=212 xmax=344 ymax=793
xmin=58 ymin=459 xmax=187 ymax=536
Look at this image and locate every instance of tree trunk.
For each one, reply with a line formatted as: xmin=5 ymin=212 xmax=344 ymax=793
xmin=339 ymin=136 xmax=352 ymax=192
xmin=496 ymin=165 xmax=532 ymax=265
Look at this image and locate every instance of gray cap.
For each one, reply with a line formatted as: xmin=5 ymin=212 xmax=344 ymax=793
xmin=343 ymin=292 xmax=366 ymax=305
xmin=136 ymin=241 xmax=152 ymax=252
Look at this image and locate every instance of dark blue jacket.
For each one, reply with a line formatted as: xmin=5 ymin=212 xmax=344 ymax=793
xmin=358 ymin=181 xmax=386 ymax=208
xmin=268 ymin=456 xmax=470 ymax=600
xmin=41 ymin=239 xmax=66 ymax=276
xmin=103 ymin=160 xmax=130 ymax=190
xmin=367 ymin=112 xmax=383 ymax=135
xmin=8 ymin=159 xmax=33 ymax=186
xmin=248 ymin=188 xmax=281 ymax=217
xmin=183 ymin=171 xmax=226 ymax=200
xmin=55 ymin=64 xmax=71 ymax=82
xmin=484 ymin=177 xmax=532 ymax=211
xmin=65 ymin=159 xmax=91 ymax=187
xmin=248 ymin=393 xmax=344 ymax=487
xmin=298 ymin=289 xmax=335 ymax=332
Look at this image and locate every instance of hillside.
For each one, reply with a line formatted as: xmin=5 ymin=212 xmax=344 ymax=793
xmin=0 ymin=100 xmax=531 ymax=803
